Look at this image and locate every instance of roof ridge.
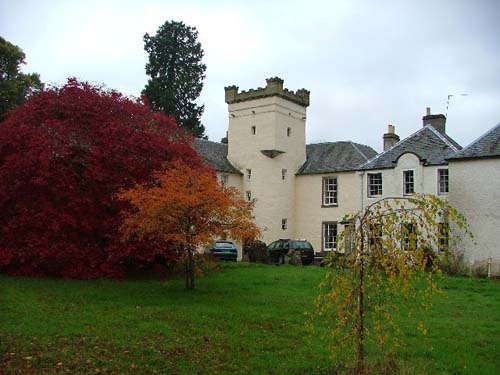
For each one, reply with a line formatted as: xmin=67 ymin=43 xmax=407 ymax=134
xmin=349 ymin=141 xmax=370 ymax=162
xmin=459 ymin=122 xmax=500 ymax=152
xmin=426 ymin=125 xmax=460 ymax=153
xmin=307 ymin=141 xmax=348 ymax=146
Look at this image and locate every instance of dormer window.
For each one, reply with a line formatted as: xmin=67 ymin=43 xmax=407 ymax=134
xmin=403 ymin=170 xmax=414 ymax=195
xmin=251 ymin=126 xmax=256 ymax=135
xmin=287 ymin=127 xmax=292 ymax=137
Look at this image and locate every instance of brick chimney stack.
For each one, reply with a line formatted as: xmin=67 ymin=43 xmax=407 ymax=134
xmin=422 ymin=107 xmax=447 ymax=134
xmin=383 ymin=124 xmax=400 ymax=151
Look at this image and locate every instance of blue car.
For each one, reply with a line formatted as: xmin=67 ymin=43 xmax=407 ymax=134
xmin=207 ymin=241 xmax=238 ymax=261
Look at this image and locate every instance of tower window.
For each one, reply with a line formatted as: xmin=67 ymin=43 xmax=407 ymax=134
xmin=246 ymin=191 xmax=252 ymax=201
xmin=246 ymin=169 xmax=252 ymax=180
xmin=282 ymin=218 xmax=288 ymax=230
xmin=282 ymin=169 xmax=287 ymax=180
xmin=251 ymin=126 xmax=256 ymax=135
xmin=287 ymin=127 xmax=292 ymax=137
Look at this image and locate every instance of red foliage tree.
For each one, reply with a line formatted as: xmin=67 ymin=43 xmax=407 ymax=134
xmin=0 ymin=79 xmax=198 ymax=278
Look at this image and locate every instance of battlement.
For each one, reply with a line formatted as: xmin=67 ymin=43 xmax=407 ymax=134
xmin=224 ymin=77 xmax=310 ymax=107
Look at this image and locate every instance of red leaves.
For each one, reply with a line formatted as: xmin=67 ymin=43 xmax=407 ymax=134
xmin=0 ymin=79 xmax=198 ymax=278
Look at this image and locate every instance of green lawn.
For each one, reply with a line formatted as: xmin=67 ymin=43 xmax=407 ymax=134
xmin=1 ymin=263 xmax=499 ymax=374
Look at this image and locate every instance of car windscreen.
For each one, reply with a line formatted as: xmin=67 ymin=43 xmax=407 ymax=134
xmin=214 ymin=243 xmax=234 ymax=249
xmin=290 ymin=241 xmax=312 ymax=250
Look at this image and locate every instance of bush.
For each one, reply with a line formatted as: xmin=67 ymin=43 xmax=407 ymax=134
xmin=244 ymin=240 xmax=269 ymax=264
xmin=436 ymin=248 xmax=470 ymax=277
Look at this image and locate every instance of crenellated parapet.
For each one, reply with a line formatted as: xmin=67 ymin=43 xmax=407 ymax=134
xmin=224 ymin=77 xmax=310 ymax=107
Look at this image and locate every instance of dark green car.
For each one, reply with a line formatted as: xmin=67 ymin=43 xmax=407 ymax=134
xmin=267 ymin=239 xmax=315 ymax=265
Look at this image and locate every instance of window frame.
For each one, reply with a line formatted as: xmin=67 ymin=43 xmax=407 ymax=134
xmin=438 ymin=221 xmax=449 ymax=253
xmin=401 ymin=222 xmax=416 ymax=251
xmin=437 ymin=168 xmax=449 ymax=195
xmin=367 ymin=173 xmax=383 ymax=197
xmin=369 ymin=223 xmax=383 ymax=252
xmin=220 ymin=174 xmax=229 ymax=186
xmin=322 ymin=221 xmax=338 ymax=251
xmin=322 ymin=176 xmax=338 ymax=207
xmin=403 ymin=170 xmax=415 ymax=195
xmin=343 ymin=222 xmax=355 ymax=254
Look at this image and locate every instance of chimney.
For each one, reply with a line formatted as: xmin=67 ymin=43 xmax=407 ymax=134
xmin=383 ymin=124 xmax=400 ymax=151
xmin=422 ymin=107 xmax=446 ymax=134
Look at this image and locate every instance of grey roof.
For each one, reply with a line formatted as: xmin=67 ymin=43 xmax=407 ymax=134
xmin=361 ymin=126 xmax=462 ymax=170
xmin=448 ymin=123 xmax=500 ymax=160
xmin=297 ymin=141 xmax=378 ymax=175
xmin=192 ymin=139 xmax=241 ymax=174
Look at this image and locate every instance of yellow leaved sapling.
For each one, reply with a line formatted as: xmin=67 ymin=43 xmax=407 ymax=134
xmin=310 ymin=194 xmax=470 ymax=374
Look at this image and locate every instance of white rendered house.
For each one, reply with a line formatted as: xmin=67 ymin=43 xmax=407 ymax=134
xmin=194 ymin=78 xmax=376 ymax=254
xmin=193 ymin=78 xmax=500 ymax=274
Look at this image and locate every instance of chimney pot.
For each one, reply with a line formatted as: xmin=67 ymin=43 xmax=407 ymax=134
xmin=383 ymin=125 xmax=400 ymax=151
xmin=426 ymin=107 xmax=431 ymax=116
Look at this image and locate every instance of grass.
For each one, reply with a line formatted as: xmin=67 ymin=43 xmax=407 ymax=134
xmin=1 ymin=262 xmax=499 ymax=374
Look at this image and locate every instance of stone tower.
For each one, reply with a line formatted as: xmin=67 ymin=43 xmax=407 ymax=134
xmin=224 ymin=77 xmax=310 ymax=244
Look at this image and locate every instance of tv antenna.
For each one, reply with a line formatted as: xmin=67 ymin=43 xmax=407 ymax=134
xmin=445 ymin=93 xmax=468 ymax=117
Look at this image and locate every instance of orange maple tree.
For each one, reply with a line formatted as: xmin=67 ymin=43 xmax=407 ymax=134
xmin=118 ymin=160 xmax=260 ymax=289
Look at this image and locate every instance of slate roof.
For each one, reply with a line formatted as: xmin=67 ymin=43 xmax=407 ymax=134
xmin=360 ymin=126 xmax=462 ymax=170
xmin=447 ymin=123 xmax=500 ymax=160
xmin=297 ymin=141 xmax=378 ymax=175
xmin=192 ymin=139 xmax=241 ymax=174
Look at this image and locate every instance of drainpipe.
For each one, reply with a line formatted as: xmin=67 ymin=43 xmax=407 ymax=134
xmin=358 ymin=171 xmax=365 ymax=211
xmin=488 ymin=256 xmax=492 ymax=278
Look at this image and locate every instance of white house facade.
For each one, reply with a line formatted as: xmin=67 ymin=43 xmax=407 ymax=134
xmin=193 ymin=78 xmax=500 ymax=275
xmin=447 ymin=124 xmax=500 ymax=276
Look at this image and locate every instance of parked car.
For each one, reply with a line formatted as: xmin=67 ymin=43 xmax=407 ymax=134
xmin=206 ymin=240 xmax=238 ymax=261
xmin=267 ymin=239 xmax=315 ymax=265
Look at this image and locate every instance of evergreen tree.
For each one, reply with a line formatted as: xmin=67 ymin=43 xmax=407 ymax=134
xmin=143 ymin=21 xmax=207 ymax=138
xmin=0 ymin=36 xmax=43 ymax=119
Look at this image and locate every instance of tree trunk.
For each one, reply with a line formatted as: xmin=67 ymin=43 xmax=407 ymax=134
xmin=357 ymin=221 xmax=366 ymax=375
xmin=185 ymin=247 xmax=195 ymax=290
xmin=184 ymin=247 xmax=190 ymax=290
xmin=189 ymin=247 xmax=195 ymax=290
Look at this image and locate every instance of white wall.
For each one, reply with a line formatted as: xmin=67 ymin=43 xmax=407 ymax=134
xmin=295 ymin=172 xmax=360 ymax=253
xmin=226 ymin=96 xmax=307 ymax=245
xmin=448 ymin=158 xmax=500 ymax=275
xmin=362 ymin=153 xmax=448 ymax=206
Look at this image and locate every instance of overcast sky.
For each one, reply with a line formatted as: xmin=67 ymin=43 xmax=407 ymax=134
xmin=2 ymin=0 xmax=499 ymax=151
